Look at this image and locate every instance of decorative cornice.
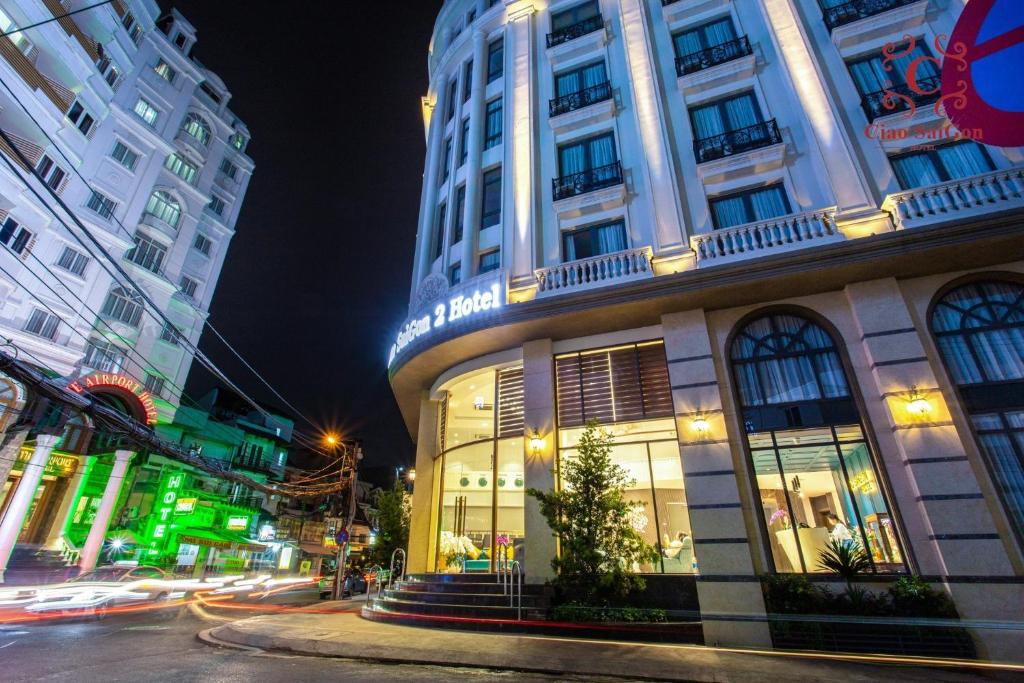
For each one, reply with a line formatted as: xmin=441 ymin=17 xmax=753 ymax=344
xmin=505 ymin=0 xmax=537 ymax=22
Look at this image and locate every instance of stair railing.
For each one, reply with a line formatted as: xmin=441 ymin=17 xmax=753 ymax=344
xmin=388 ymin=548 xmax=406 ymax=592
xmin=57 ymin=535 xmax=80 ymax=567
xmin=368 ymin=565 xmax=384 ymax=600
xmin=495 ymin=540 xmax=509 ymax=589
xmin=509 ymin=560 xmax=523 ymax=620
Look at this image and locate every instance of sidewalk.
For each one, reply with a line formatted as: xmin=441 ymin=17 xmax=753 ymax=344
xmin=200 ymin=607 xmax=1023 ymax=682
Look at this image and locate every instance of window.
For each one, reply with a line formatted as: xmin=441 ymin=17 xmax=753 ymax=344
xmin=0 ymin=9 xmax=33 ymax=56
xmin=673 ymin=17 xmax=737 ymax=57
xmin=35 ymin=155 xmax=67 ymax=191
xmin=463 ymin=60 xmax=473 ymax=102
xmin=848 ymin=40 xmax=939 ymax=98
xmin=452 ymin=185 xmax=466 ymax=244
xmin=174 ymin=33 xmax=187 ymax=49
xmin=121 ymin=12 xmax=142 ymax=44
xmin=179 ymin=275 xmax=198 ymax=298
xmin=165 ymin=153 xmax=199 ymax=185
xmin=154 ymin=59 xmax=176 ymax=83
xmin=229 ymin=133 xmax=247 ymax=151
xmin=487 ymin=38 xmax=504 ymax=83
xmin=126 ymin=232 xmax=167 ymax=273
xmin=193 ymin=233 xmax=213 ymax=255
xmin=478 ymin=249 xmax=500 ymax=273
xmin=160 ymin=322 xmax=182 ymax=345
xmin=549 ymin=1 xmax=602 ymax=46
xmin=890 ymin=141 xmax=994 ymax=190
xmin=730 ymin=313 xmax=905 ymax=574
xmin=554 ymin=61 xmax=607 ymax=98
xmin=562 ymin=220 xmax=627 ymax=261
xmin=110 ymin=141 xmax=139 ymax=171
xmin=433 ymin=203 xmax=446 ymax=260
xmin=446 ymin=80 xmax=458 ymax=121
xmin=219 ymin=158 xmax=238 ymax=179
xmin=449 ymin=263 xmax=462 ymax=285
xmin=143 ymin=373 xmax=165 ymax=398
xmin=467 ymin=8 xmax=476 ymax=24
xmin=931 ymin=281 xmax=1024 ymax=542
xmin=96 ymin=55 xmax=121 ymax=88
xmin=181 ymin=113 xmax=211 ymax=146
xmin=483 ymin=99 xmax=502 ymax=149
xmin=690 ymin=91 xmax=763 ymax=141
xmin=66 ymin=100 xmax=95 ymax=136
xmin=459 ymin=118 xmax=470 ymax=166
xmin=133 ymin=98 xmax=159 ymax=126
xmin=56 ymin=246 xmax=89 ymax=276
xmin=481 ymin=167 xmax=501 ymax=228
xmin=200 ymin=83 xmax=223 ymax=104
xmin=207 ymin=196 xmax=226 ymax=216
xmin=86 ymin=190 xmax=118 ymax=219
xmin=144 ymin=190 xmax=181 ymax=228
xmin=440 ymin=138 xmax=452 ymax=183
xmin=0 ymin=217 xmax=32 ymax=254
xmin=83 ymin=337 xmax=126 ymax=372
xmin=556 ymin=133 xmax=618 ymax=191
xmin=101 ymin=286 xmax=144 ymax=326
xmin=710 ymin=184 xmax=791 ymax=229
xmin=24 ymin=309 xmax=60 ymax=340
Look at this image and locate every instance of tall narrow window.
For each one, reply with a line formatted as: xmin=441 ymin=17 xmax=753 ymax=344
xmin=481 ymin=167 xmax=502 ymax=228
xmin=441 ymin=138 xmax=453 ymax=182
xmin=433 ymin=203 xmax=447 ymax=260
xmin=460 ymin=119 xmax=470 ymax=166
xmin=931 ymin=281 xmax=1024 ymax=543
xmin=730 ymin=312 xmax=905 ymax=574
xmin=484 ymin=99 xmax=502 ymax=149
xmin=452 ymin=185 xmax=466 ymax=244
xmin=487 ymin=38 xmax=504 ymax=83
xmin=463 ymin=60 xmax=473 ymax=102
xmin=446 ymin=80 xmax=458 ymax=121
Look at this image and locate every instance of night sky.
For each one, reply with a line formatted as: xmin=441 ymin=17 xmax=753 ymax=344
xmin=172 ymin=1 xmax=445 ymax=473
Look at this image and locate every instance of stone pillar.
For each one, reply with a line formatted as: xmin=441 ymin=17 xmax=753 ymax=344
xmin=522 ymin=339 xmax=556 ymax=582
xmin=0 ymin=434 xmax=59 ymax=582
xmin=618 ymin=0 xmax=687 ymax=257
xmin=412 ymin=77 xmax=451 ymax=292
xmin=44 ymin=456 xmax=86 ymax=549
xmin=78 ymin=450 xmax=134 ymax=572
xmin=0 ymin=426 xmax=30 ymax=495
xmin=460 ymin=29 xmax=490 ymax=281
xmin=661 ymin=311 xmax=773 ymax=649
xmin=407 ymin=394 xmax=440 ymax=574
xmin=843 ymin=279 xmax=1021 ymax=661
xmin=504 ymin=1 xmax=538 ymax=289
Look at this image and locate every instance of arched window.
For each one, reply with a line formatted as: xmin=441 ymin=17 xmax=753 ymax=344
xmin=931 ymin=280 xmax=1024 ymax=541
xmin=730 ymin=312 xmax=905 ymax=573
xmin=181 ymin=112 xmax=211 ymax=146
xmin=144 ymin=190 xmax=181 ymax=228
xmin=101 ymin=285 xmax=144 ymax=326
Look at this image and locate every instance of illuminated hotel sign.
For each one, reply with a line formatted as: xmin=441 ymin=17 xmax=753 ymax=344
xmin=68 ymin=373 xmax=159 ymax=425
xmin=388 ymin=282 xmax=503 ymax=367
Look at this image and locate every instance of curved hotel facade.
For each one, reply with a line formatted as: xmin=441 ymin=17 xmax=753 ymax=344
xmin=390 ymin=0 xmax=1024 ymax=656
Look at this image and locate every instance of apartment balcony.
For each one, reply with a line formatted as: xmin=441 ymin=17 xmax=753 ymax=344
xmin=552 ymin=161 xmax=623 ymax=201
xmin=676 ymin=36 xmax=752 ymax=77
xmin=231 ymin=454 xmax=275 ymax=475
xmin=42 ymin=0 xmax=100 ymax=61
xmin=0 ymin=36 xmax=72 ymax=112
xmin=861 ymin=77 xmax=940 ymax=121
xmin=535 ymin=247 xmax=653 ymax=296
xmin=691 ymin=209 xmax=842 ymax=265
xmin=694 ymin=119 xmax=782 ymax=164
xmin=140 ymin=211 xmax=179 ymax=238
xmin=0 ymin=129 xmax=43 ymax=173
xmin=822 ymin=0 xmax=921 ymax=32
xmin=882 ymin=169 xmax=1024 ymax=231
xmin=547 ymin=15 xmax=604 ymax=49
xmin=549 ymin=81 xmax=612 ymax=117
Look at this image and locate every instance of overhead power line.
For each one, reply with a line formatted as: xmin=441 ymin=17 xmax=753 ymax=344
xmin=0 ymin=0 xmax=112 ymax=39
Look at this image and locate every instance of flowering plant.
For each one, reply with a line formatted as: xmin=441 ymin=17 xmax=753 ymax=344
xmin=439 ymin=531 xmax=474 ymax=566
xmin=768 ymin=508 xmax=790 ymax=529
xmin=495 ymin=534 xmax=510 ymax=546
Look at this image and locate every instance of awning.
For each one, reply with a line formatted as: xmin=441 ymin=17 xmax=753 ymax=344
xmin=299 ymin=543 xmax=338 ymax=557
xmin=175 ymin=528 xmax=267 ymax=553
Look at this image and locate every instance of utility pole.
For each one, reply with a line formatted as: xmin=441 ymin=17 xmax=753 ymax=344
xmin=332 ymin=442 xmax=361 ymax=600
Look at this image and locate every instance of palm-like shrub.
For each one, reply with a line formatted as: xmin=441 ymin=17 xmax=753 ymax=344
xmin=817 ymin=538 xmax=871 ymax=591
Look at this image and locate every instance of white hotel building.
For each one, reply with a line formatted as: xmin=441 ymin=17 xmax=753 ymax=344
xmin=0 ymin=0 xmax=252 ymax=420
xmin=389 ymin=0 xmax=1024 ymax=659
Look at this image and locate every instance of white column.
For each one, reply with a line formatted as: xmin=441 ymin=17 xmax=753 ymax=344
xmin=0 ymin=426 xmax=30 ymax=495
xmin=44 ymin=457 xmax=86 ymax=548
xmin=78 ymin=449 xmax=134 ymax=572
xmin=505 ymin=1 xmax=538 ymax=289
xmin=412 ymin=80 xmax=451 ymax=296
xmin=0 ymin=434 xmax=59 ymax=582
xmin=459 ymin=30 xmax=490 ymax=281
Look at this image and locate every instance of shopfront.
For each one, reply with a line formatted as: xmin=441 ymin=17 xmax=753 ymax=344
xmin=1 ymin=446 xmax=79 ymax=545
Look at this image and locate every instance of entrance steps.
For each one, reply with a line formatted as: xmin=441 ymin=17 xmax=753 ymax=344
xmin=2 ymin=545 xmax=77 ymax=585
xmin=361 ymin=572 xmax=703 ymax=643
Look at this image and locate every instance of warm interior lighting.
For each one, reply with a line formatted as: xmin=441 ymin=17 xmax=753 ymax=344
xmin=907 ymin=388 xmax=931 ymax=416
xmin=691 ymin=416 xmax=710 ymax=435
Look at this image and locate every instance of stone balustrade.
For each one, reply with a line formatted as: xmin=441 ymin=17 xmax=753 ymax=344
xmin=883 ymin=169 xmax=1024 ymax=230
xmin=535 ymin=247 xmax=653 ymax=295
xmin=691 ymin=209 xmax=841 ymax=264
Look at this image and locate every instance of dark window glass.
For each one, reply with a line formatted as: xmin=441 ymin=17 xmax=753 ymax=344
xmin=446 ymin=80 xmax=458 ymax=121
xmin=552 ymin=0 xmax=600 ymax=31
xmin=452 ymin=186 xmax=466 ymax=244
xmin=463 ymin=60 xmax=473 ymax=102
xmin=478 ymin=249 xmax=500 ymax=273
xmin=441 ymin=138 xmax=452 ymax=182
xmin=433 ymin=203 xmax=446 ymax=260
xmin=710 ymin=184 xmax=791 ymax=229
xmin=449 ymin=264 xmax=461 ymax=285
xmin=481 ymin=167 xmax=502 ymax=228
xmin=460 ymin=119 xmax=470 ymax=166
xmin=484 ymin=99 xmax=502 ymax=149
xmin=562 ymin=220 xmax=627 ymax=261
xmin=487 ymin=38 xmax=504 ymax=82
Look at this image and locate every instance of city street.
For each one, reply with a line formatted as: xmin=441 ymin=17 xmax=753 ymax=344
xmin=0 ymin=589 xmax=607 ymax=683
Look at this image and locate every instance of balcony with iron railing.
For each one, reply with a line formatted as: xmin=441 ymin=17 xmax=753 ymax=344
xmin=535 ymin=246 xmax=653 ymax=296
xmin=549 ymin=81 xmax=612 ymax=117
xmin=676 ymin=36 xmax=752 ymax=77
xmin=552 ymin=161 xmax=623 ymax=201
xmin=821 ymin=0 xmax=922 ymax=32
xmin=860 ymin=76 xmax=940 ymax=121
xmin=547 ymin=15 xmax=604 ymax=49
xmin=693 ymin=119 xmax=782 ymax=164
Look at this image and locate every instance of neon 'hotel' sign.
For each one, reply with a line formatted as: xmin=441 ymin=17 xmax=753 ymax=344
xmin=388 ymin=283 xmax=502 ymax=367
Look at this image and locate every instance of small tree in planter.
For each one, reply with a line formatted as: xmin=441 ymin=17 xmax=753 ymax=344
xmin=528 ymin=421 xmax=658 ymax=607
xmin=368 ymin=480 xmax=411 ymax=571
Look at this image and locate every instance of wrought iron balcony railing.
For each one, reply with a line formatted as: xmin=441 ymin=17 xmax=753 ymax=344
xmin=822 ymin=0 xmax=922 ymax=32
xmin=860 ymin=76 xmax=941 ymax=121
xmin=552 ymin=161 xmax=623 ymax=201
xmin=547 ymin=15 xmax=603 ymax=48
xmin=676 ymin=36 xmax=752 ymax=76
xmin=693 ymin=119 xmax=782 ymax=164
xmin=549 ymin=80 xmax=612 ymax=117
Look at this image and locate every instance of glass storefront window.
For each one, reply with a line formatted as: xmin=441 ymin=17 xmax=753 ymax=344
xmin=439 ymin=442 xmax=493 ymax=569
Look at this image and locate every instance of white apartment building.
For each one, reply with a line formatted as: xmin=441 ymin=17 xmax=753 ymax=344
xmin=388 ymin=0 xmax=1024 ymax=661
xmin=0 ymin=1 xmax=253 ymax=420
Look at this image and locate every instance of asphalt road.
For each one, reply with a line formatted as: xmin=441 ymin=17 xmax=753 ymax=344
xmin=0 ymin=589 xmax=617 ymax=683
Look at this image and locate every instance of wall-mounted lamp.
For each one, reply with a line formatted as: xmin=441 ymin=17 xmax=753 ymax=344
xmin=407 ymin=468 xmax=416 ymax=482
xmin=529 ymin=431 xmax=544 ymax=454
xmin=692 ymin=416 xmax=710 ymax=436
xmin=907 ymin=386 xmax=932 ymax=416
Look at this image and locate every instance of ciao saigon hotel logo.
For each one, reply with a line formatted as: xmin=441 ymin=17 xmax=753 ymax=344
xmin=865 ymin=0 xmax=1024 ymax=149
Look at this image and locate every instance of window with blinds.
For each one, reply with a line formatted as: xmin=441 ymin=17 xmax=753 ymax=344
xmin=556 ymin=341 xmax=674 ymax=427
xmin=496 ymin=367 xmax=524 ymax=437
